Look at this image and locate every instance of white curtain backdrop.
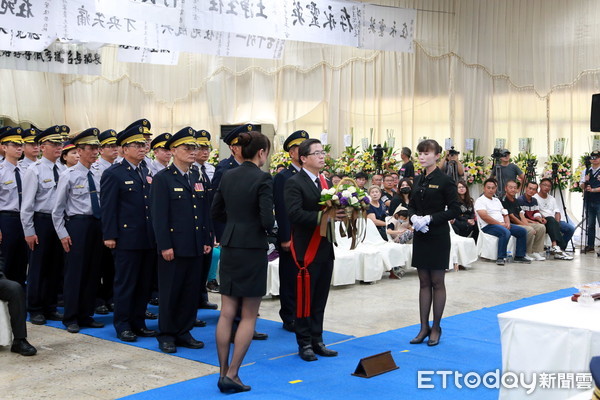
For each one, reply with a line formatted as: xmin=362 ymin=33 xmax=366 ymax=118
xmin=2 ymin=0 xmax=600 ymax=170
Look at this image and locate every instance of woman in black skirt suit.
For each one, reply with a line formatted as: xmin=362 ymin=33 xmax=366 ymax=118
xmin=211 ymin=131 xmax=274 ymax=393
xmin=408 ymin=140 xmax=460 ymax=346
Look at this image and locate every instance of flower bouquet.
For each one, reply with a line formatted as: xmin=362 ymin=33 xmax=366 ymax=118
xmin=462 ymin=153 xmax=488 ymax=185
xmin=570 ymin=153 xmax=589 ymax=193
xmin=208 ymin=148 xmax=220 ymax=167
xmin=323 ymin=145 xmax=336 ymax=173
xmin=269 ymin=149 xmax=292 ymax=175
xmin=318 ymin=177 xmax=370 ymax=249
xmin=540 ymin=154 xmax=572 ymax=190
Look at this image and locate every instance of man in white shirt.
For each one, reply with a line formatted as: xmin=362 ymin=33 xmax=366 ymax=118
xmin=534 ymin=178 xmax=576 ymax=256
xmin=474 ymin=178 xmax=529 ymax=265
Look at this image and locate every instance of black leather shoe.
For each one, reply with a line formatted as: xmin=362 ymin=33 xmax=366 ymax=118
xmin=176 ymin=338 xmax=204 ymax=349
xmin=252 ymin=331 xmax=268 ymax=340
xmin=217 ymin=376 xmax=251 ymax=393
xmin=427 ymin=327 xmax=442 ymax=347
xmin=299 ymin=345 xmax=317 ymax=361
xmin=66 ymin=323 xmax=80 ymax=333
xmin=409 ymin=328 xmax=431 ymax=344
xmin=81 ymin=320 xmax=104 ymax=328
xmin=133 ymin=328 xmax=158 ymax=337
xmin=282 ymin=321 xmax=295 ymax=332
xmin=199 ymin=301 xmax=218 ymax=310
xmin=30 ymin=314 xmax=46 ymax=325
xmin=118 ymin=330 xmax=137 ymax=342
xmin=159 ymin=342 xmax=177 ymax=353
xmin=149 ymin=297 xmax=159 ymax=306
xmin=206 ymin=280 xmax=220 ymax=293
xmin=11 ymin=339 xmax=37 ymax=356
xmin=312 ymin=342 xmax=338 ymax=357
xmin=194 ymin=319 xmax=207 ymax=327
xmin=45 ymin=311 xmax=63 ymax=321
xmin=145 ymin=310 xmax=158 ymax=320
xmin=95 ymin=305 xmax=109 ymax=315
xmin=583 ymin=246 xmax=595 ymax=253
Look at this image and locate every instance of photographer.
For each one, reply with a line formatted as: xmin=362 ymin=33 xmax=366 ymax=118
xmin=489 ymin=149 xmax=524 ymax=197
xmin=439 ymin=147 xmax=464 ymax=182
xmin=580 ymin=150 xmax=600 ymax=252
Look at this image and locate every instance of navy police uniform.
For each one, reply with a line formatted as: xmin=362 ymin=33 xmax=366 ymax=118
xmin=151 ymin=127 xmax=212 ymax=350
xmin=51 ymin=128 xmax=104 ymax=330
xmin=20 ymin=126 xmax=66 ymax=322
xmin=273 ymin=130 xmax=308 ymax=328
xmin=0 ymin=127 xmax=28 ymax=286
xmin=101 ymin=125 xmax=158 ymax=340
xmin=126 ymin=119 xmax=154 ymax=175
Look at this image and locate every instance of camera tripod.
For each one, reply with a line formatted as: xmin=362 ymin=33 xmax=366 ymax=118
xmin=491 ymin=156 xmax=504 ymax=197
xmin=520 ymin=159 xmax=537 ymax=196
xmin=550 ymin=167 xmax=575 ymax=252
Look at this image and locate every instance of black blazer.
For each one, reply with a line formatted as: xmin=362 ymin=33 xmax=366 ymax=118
xmin=100 ymin=161 xmax=155 ymax=250
xmin=273 ymin=165 xmax=298 ymax=243
xmin=151 ymin=165 xmax=211 ymax=257
xmin=211 ymin=161 xmax=274 ymax=249
xmin=408 ymin=167 xmax=461 ymax=236
xmin=284 ymin=169 xmax=334 ymax=264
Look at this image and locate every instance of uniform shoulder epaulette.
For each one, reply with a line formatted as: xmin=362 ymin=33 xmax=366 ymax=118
xmin=35 ymin=160 xmax=42 ymax=165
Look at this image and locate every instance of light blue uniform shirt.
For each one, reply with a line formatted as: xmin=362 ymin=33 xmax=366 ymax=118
xmin=20 ymin=157 xmax=61 ymax=236
xmin=0 ymin=161 xmax=21 ymax=212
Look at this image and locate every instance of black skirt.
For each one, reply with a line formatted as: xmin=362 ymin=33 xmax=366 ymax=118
xmin=219 ymin=247 xmax=268 ymax=297
xmin=412 ymin=231 xmax=450 ymax=270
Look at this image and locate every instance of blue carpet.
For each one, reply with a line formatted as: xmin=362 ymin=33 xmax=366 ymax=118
xmin=119 ymin=288 xmax=575 ymax=400
xmin=42 ymin=305 xmax=353 ymax=367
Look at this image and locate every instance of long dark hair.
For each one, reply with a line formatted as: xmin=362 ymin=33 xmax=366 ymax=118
xmin=237 ymin=131 xmax=271 ymax=159
xmin=397 ymin=178 xmax=413 ymax=201
xmin=456 ymin=179 xmax=473 ymax=208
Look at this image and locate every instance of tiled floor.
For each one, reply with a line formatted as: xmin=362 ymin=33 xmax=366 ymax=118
xmin=1 ymin=250 xmax=597 ymax=399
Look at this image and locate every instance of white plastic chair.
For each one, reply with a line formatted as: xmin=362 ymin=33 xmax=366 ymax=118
xmin=449 ymin=221 xmax=478 ymax=268
xmin=476 ymin=216 xmax=516 ymax=261
xmin=0 ymin=301 xmax=12 ymax=346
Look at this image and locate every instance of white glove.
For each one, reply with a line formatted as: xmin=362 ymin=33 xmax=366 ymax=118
xmin=422 ymin=215 xmax=432 ymax=226
xmin=411 ymin=215 xmax=426 ymax=231
xmin=419 ymin=224 xmax=430 ymax=233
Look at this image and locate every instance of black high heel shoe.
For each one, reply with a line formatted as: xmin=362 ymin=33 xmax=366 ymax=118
xmin=409 ymin=328 xmax=431 ymax=344
xmin=427 ymin=327 xmax=442 ymax=347
xmin=217 ymin=376 xmax=251 ymax=393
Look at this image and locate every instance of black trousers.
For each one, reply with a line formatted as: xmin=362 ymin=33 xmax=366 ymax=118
xmin=27 ymin=214 xmax=64 ymax=316
xmin=544 ymin=217 xmax=566 ymax=249
xmin=96 ymin=246 xmax=115 ymax=306
xmin=157 ymin=255 xmax=202 ymax=344
xmin=294 ymin=260 xmax=334 ymax=347
xmin=198 ymin=249 xmax=212 ymax=306
xmin=63 ymin=216 xmax=103 ymax=326
xmin=0 ymin=277 xmax=27 ymax=339
xmin=0 ymin=212 xmax=28 ymax=287
xmin=113 ymin=248 xmax=156 ymax=335
xmin=278 ymin=248 xmax=296 ymax=325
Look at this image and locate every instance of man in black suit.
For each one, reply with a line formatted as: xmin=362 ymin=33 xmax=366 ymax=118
xmin=151 ymin=127 xmax=212 ymax=354
xmin=273 ymin=130 xmax=309 ymax=332
xmin=100 ymin=125 xmax=159 ymax=342
xmin=285 ymin=138 xmax=344 ymax=362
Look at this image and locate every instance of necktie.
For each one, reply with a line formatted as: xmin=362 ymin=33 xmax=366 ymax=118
xmin=53 ymin=164 xmax=59 ymax=185
xmin=200 ymin=164 xmax=209 ymax=183
xmin=315 ymin=177 xmax=321 ymax=190
xmin=87 ymin=171 xmax=101 ymax=219
xmin=15 ymin=167 xmax=22 ymax=207
xmin=135 ymin=166 xmax=144 ymax=183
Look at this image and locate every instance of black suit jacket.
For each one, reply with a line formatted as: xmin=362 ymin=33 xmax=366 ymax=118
xmin=151 ymin=165 xmax=211 ymax=257
xmin=100 ymin=161 xmax=155 ymax=250
xmin=284 ymin=169 xmax=334 ymax=263
xmin=273 ymin=165 xmax=299 ymax=244
xmin=211 ymin=161 xmax=274 ymax=249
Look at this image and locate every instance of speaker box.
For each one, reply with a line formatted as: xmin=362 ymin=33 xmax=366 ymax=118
xmin=591 ymin=94 xmax=600 ymax=132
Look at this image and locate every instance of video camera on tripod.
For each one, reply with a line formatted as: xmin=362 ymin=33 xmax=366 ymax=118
xmin=373 ymin=144 xmax=387 ymax=174
xmin=491 ymin=148 xmax=510 ymax=160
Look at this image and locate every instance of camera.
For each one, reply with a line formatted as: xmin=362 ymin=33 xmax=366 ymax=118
xmin=447 ymin=147 xmax=460 ymax=158
xmin=551 ymin=162 xmax=559 ymax=172
xmin=491 ymin=148 xmax=509 ymax=159
xmin=526 ymin=159 xmax=537 ymax=168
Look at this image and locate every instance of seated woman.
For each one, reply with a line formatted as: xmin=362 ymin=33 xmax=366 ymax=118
xmin=367 ymin=186 xmax=388 ymax=241
xmin=451 ymin=180 xmax=479 ymax=242
xmin=388 ymin=178 xmax=412 ymax=216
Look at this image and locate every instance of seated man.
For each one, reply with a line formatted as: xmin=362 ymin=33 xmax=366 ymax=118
xmin=474 ymin=178 xmax=530 ymax=265
xmin=533 ymin=178 xmax=575 ymax=259
xmin=502 ymin=180 xmax=546 ymax=261
xmin=0 ymin=269 xmax=37 ymax=356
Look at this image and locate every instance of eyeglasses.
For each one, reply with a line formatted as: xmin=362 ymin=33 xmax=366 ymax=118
xmin=126 ymin=143 xmax=146 ymax=149
xmin=307 ymin=151 xmax=327 ymax=157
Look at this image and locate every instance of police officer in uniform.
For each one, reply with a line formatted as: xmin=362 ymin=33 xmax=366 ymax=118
xmin=101 ymin=125 xmax=159 ymax=342
xmin=0 ymin=126 xmax=9 ymax=163
xmin=151 ymin=127 xmax=212 ymax=354
xmin=93 ymin=129 xmax=119 ymax=315
xmin=20 ymin=126 xmax=66 ymax=325
xmin=125 ymin=119 xmax=154 ymax=171
xmin=149 ymin=133 xmax=172 ymax=177
xmin=18 ymin=126 xmax=40 ymax=170
xmin=52 ymin=128 xmax=105 ymax=333
xmin=583 ymin=150 xmax=600 ymax=252
xmin=0 ymin=127 xmax=28 ymax=286
xmin=274 ymin=130 xmax=308 ymax=332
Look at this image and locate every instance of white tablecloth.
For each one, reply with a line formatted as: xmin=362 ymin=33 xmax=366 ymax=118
xmin=498 ymin=297 xmax=600 ymax=400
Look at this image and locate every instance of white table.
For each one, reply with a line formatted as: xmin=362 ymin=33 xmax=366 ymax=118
xmin=498 ymin=297 xmax=600 ymax=399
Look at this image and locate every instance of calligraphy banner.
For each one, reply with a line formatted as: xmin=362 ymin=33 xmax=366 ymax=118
xmin=0 ymin=28 xmax=56 ymax=52
xmin=359 ymin=4 xmax=415 ymax=52
xmin=0 ymin=42 xmax=101 ymax=74
xmin=117 ymin=45 xmax=179 ymax=65
xmin=95 ymin=0 xmax=182 ymax=26
xmin=0 ymin=0 xmax=54 ymax=34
